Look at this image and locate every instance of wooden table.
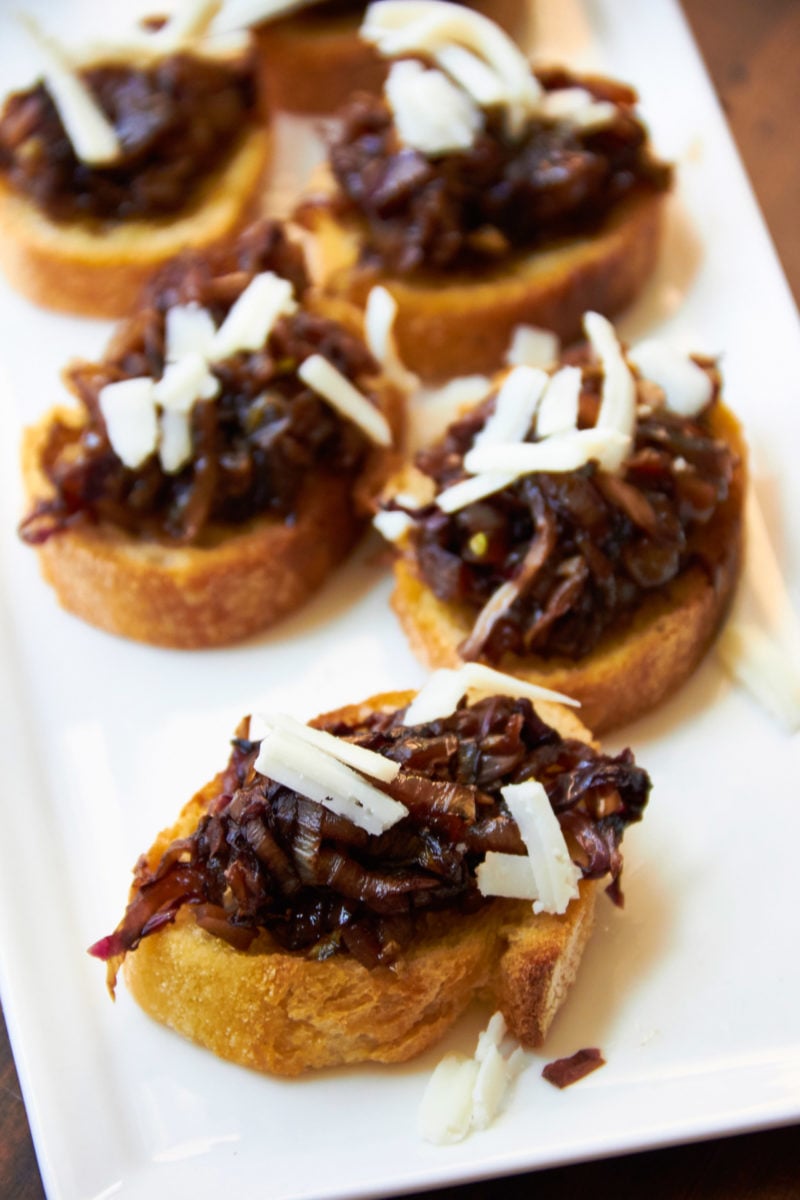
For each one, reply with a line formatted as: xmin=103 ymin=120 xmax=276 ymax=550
xmin=2 ymin=1 xmax=798 ymax=1196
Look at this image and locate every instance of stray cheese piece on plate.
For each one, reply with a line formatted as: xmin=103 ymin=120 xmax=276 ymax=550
xmin=419 ymin=1010 xmax=526 ymax=1144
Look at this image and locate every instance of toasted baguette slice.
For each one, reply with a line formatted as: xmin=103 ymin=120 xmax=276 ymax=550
xmin=0 ymin=127 xmax=270 ymax=318
xmin=303 ymin=185 xmax=666 ymax=382
xmin=253 ymin=0 xmax=528 ymax=115
xmin=121 ymin=690 xmax=601 ymax=1076
xmin=390 ymin=404 xmax=746 ymax=733
xmin=22 ymin=380 xmax=399 ymax=650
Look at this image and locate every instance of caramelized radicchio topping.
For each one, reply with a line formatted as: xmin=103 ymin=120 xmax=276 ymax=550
xmin=0 ymin=52 xmax=258 ymax=222
xmin=326 ymin=69 xmax=671 ymax=275
xmin=90 ymin=696 xmax=650 ymax=975
xmin=404 ymin=358 xmax=737 ymax=662
xmin=19 ymin=221 xmax=381 ymax=547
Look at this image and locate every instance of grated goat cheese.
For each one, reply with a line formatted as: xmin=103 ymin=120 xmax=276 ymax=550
xmin=401 ymin=664 xmax=579 ymax=727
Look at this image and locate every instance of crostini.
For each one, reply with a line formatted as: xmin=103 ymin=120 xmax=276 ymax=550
xmin=376 ymin=314 xmax=746 ymax=732
xmin=19 ymin=220 xmax=401 ymax=648
xmin=90 ymin=665 xmax=651 ymax=1075
xmin=298 ymin=0 xmax=672 ymax=381
xmin=0 ymin=14 xmax=269 ymax=316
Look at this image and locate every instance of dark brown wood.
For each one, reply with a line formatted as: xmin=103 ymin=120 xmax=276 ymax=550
xmin=2 ymin=1 xmax=798 ymax=1196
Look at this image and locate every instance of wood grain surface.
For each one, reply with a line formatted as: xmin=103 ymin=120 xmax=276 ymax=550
xmin=2 ymin=1 xmax=798 ymax=1196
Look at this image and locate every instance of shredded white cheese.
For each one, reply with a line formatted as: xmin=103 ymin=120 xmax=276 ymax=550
xmin=298 ymin=354 xmax=393 ymax=446
xmin=583 ymin=311 xmax=636 ymax=468
xmin=165 ymin=304 xmax=218 ymax=363
xmin=372 ymin=509 xmax=415 ymax=544
xmin=211 ymin=272 xmax=298 ymax=359
xmin=628 ymin=339 xmax=714 ymax=417
xmin=506 ymin=325 xmax=560 ymax=370
xmin=435 ymin=469 xmax=517 ymax=514
xmin=385 ymin=59 xmax=483 ymax=155
xmin=364 ymin=286 xmax=419 ymax=393
xmin=361 ymin=0 xmax=541 ymax=137
xmin=19 ymin=15 xmax=122 ymax=165
xmin=500 ymin=780 xmax=582 ymax=915
xmin=254 ymin=725 xmax=408 ymax=836
xmin=98 ymin=378 xmax=158 ymax=469
xmin=260 ymin=712 xmax=401 ymax=782
xmin=463 ymin=426 xmax=631 ymax=478
xmin=402 ymin=664 xmax=579 ymax=726
xmin=535 ymin=366 xmax=582 ymax=439
xmin=475 ymin=851 xmax=540 ymax=900
xmin=153 ymin=352 xmax=220 ymax=413
xmin=538 ymin=87 xmax=617 ymax=133
xmin=471 ymin=366 xmax=548 ymax=451
xmin=419 ymin=1011 xmax=526 ymax=1144
xmin=158 ymin=409 xmax=193 ymax=474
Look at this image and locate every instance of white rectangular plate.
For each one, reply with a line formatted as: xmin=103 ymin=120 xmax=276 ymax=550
xmin=1 ymin=1 xmax=799 ymax=1198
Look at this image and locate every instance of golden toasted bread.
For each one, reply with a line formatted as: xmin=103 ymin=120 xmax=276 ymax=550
xmin=253 ymin=0 xmax=528 ymax=114
xmin=0 ymin=127 xmax=270 ymax=318
xmin=303 ymin=179 xmax=666 ymax=383
xmin=22 ymin=355 xmax=400 ymax=648
xmin=118 ymin=689 xmax=605 ymax=1075
xmin=389 ymin=404 xmax=746 ymax=733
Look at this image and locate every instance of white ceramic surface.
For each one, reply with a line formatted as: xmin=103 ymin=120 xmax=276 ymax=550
xmin=1 ymin=2 xmax=799 ymax=1198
